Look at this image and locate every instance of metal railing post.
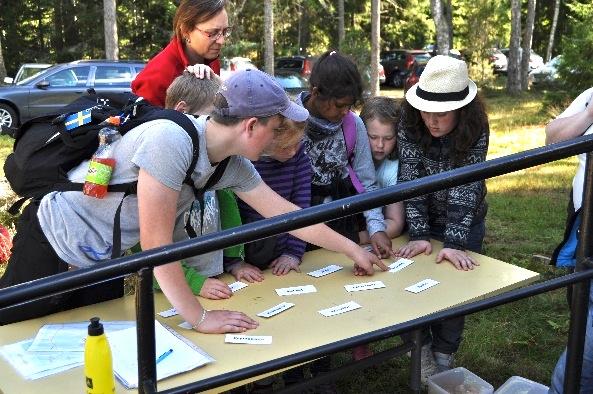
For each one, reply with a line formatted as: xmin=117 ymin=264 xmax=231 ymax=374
xmin=136 ymin=267 xmax=157 ymax=394
xmin=564 ymin=151 xmax=593 ymax=392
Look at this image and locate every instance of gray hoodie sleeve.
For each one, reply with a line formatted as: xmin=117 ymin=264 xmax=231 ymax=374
xmin=349 ymin=114 xmax=386 ymax=236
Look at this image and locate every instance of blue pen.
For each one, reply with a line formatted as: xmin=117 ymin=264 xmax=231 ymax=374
xmin=156 ymin=348 xmax=173 ymax=365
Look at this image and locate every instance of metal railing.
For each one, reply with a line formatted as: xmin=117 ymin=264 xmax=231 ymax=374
xmin=1 ymin=134 xmax=593 ymax=393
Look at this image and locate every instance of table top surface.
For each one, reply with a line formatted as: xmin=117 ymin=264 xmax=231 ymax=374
xmin=0 ymin=237 xmax=539 ymax=393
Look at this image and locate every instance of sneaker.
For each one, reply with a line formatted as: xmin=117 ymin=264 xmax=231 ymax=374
xmin=419 ymin=344 xmax=438 ymax=386
xmin=433 ymin=351 xmax=455 ymax=373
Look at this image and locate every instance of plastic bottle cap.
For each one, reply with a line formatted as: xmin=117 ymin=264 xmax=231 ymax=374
xmin=88 ymin=316 xmax=104 ymax=336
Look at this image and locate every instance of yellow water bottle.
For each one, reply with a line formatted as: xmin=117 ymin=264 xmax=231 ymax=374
xmin=84 ymin=317 xmax=115 ymax=393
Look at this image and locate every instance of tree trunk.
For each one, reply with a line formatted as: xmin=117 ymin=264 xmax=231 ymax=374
xmin=430 ymin=0 xmax=450 ymax=55
xmin=103 ymin=0 xmax=119 ymax=60
xmin=521 ymin=0 xmax=536 ymax=91
xmin=369 ymin=0 xmax=380 ymax=97
xmin=0 ymin=33 xmax=7 ymax=83
xmin=299 ymin=4 xmax=310 ymax=55
xmin=337 ymin=0 xmax=345 ymax=50
xmin=264 ymin=0 xmax=274 ymax=75
xmin=507 ymin=0 xmax=522 ymax=95
xmin=546 ymin=0 xmax=560 ymax=62
xmin=444 ymin=0 xmax=453 ymax=49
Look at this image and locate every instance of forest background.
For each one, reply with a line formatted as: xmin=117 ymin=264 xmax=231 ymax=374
xmin=0 ymin=0 xmax=592 ymax=101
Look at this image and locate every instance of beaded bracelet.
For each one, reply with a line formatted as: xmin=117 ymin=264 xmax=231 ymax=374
xmin=192 ymin=308 xmax=209 ymax=331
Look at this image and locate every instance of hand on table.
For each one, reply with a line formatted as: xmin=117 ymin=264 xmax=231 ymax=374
xmin=270 ymin=255 xmax=301 ymax=276
xmin=195 ymin=310 xmax=259 ymax=334
xmin=199 ymin=278 xmax=232 ymax=300
xmin=370 ymin=231 xmax=397 ymax=259
xmin=437 ymin=248 xmax=479 ymax=271
xmin=185 ymin=64 xmax=214 ymax=79
xmin=395 ymin=240 xmax=432 ymax=259
xmin=350 ymin=246 xmax=388 ymax=276
xmin=230 ymin=261 xmax=265 ymax=283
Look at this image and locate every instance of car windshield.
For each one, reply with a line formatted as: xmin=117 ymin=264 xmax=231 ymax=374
xmin=17 ymin=65 xmax=61 ymax=85
xmin=274 ymin=74 xmax=307 ymax=89
xmin=414 ymin=54 xmax=431 ymax=62
xmin=276 ymin=59 xmax=303 ymax=69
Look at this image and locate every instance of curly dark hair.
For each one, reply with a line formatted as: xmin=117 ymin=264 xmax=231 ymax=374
xmin=308 ymin=50 xmax=363 ymax=105
xmin=402 ymin=94 xmax=489 ymax=165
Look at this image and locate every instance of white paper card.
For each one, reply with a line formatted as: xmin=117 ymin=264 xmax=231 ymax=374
xmin=229 ymin=281 xmax=248 ymax=292
xmin=405 ymin=279 xmax=440 ymax=293
xmin=257 ymin=302 xmax=295 ymax=318
xmin=225 ymin=334 xmax=272 ymax=345
xmin=275 ymin=285 xmax=317 ymax=296
xmin=307 ymin=264 xmax=343 ymax=278
xmin=158 ymin=307 xmax=178 ymax=318
xmin=389 ymin=258 xmax=414 ymax=272
xmin=344 ymin=281 xmax=386 ymax=292
xmin=318 ymin=301 xmax=362 ymax=317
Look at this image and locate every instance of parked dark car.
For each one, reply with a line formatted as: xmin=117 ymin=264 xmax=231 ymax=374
xmin=380 ymin=49 xmax=431 ymax=87
xmin=0 ymin=59 xmax=145 ymax=128
xmin=273 ymin=70 xmax=309 ymax=99
xmin=275 ymin=56 xmax=318 ymax=79
xmin=404 ymin=59 xmax=429 ymax=93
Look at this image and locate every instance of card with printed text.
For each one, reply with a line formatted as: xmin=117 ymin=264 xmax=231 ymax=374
xmin=318 ymin=301 xmax=362 ymax=317
xmin=257 ymin=302 xmax=295 ymax=318
xmin=389 ymin=258 xmax=414 ymax=273
xmin=405 ymin=279 xmax=440 ymax=293
xmin=158 ymin=307 xmax=178 ymax=318
xmin=344 ymin=281 xmax=386 ymax=292
xmin=275 ymin=285 xmax=317 ymax=296
xmin=229 ymin=281 xmax=248 ymax=293
xmin=307 ymin=264 xmax=343 ymax=278
xmin=225 ymin=334 xmax=272 ymax=345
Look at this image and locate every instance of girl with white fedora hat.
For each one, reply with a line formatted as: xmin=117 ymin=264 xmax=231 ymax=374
xmin=395 ymin=55 xmax=490 ymax=383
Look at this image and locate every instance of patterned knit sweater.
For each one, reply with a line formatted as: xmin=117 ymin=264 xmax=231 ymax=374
xmin=397 ymin=121 xmax=489 ymax=250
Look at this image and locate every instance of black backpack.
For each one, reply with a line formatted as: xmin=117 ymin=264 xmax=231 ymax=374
xmin=3 ymin=90 xmax=229 ymax=258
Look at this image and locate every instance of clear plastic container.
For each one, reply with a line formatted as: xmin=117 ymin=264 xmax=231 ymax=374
xmin=428 ymin=367 xmax=494 ymax=394
xmin=494 ymin=376 xmax=549 ymax=394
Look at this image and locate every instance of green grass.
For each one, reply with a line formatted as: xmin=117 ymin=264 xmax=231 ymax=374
xmin=0 ymin=84 xmax=577 ymax=391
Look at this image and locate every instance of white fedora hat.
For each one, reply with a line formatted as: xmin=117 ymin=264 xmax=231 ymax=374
xmin=405 ymin=55 xmax=477 ymax=112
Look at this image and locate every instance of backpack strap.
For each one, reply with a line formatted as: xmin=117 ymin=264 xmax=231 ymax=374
xmin=342 ymin=111 xmax=365 ymax=193
xmin=184 ymin=157 xmax=230 ymax=239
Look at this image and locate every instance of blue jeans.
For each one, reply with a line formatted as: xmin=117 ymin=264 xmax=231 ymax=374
xmin=549 ymin=285 xmax=593 ymax=393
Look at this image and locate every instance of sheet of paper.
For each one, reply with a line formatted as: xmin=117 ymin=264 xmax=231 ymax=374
xmin=229 ymin=281 xmax=248 ymax=292
xmin=257 ymin=302 xmax=295 ymax=318
xmin=389 ymin=258 xmax=414 ymax=272
xmin=28 ymin=321 xmax=135 ymax=352
xmin=0 ymin=339 xmax=82 ymax=380
xmin=224 ymin=335 xmax=272 ymax=345
xmin=344 ymin=280 xmax=386 ymax=292
xmin=405 ymin=279 xmax=440 ymax=293
xmin=158 ymin=307 xmax=178 ymax=318
xmin=318 ymin=301 xmax=362 ymax=317
xmin=108 ymin=320 xmax=214 ymax=389
xmin=275 ymin=285 xmax=317 ymax=296
xmin=307 ymin=264 xmax=343 ymax=278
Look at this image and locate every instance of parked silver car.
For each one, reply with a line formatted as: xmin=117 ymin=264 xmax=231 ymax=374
xmin=0 ymin=59 xmax=145 ymax=128
xmin=529 ymin=55 xmax=562 ymax=86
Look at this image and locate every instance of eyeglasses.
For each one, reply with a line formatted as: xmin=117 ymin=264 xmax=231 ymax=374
xmin=194 ymin=26 xmax=232 ymax=41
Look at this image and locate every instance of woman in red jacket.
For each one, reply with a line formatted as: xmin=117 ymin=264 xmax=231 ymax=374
xmin=132 ymin=0 xmax=230 ymax=107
